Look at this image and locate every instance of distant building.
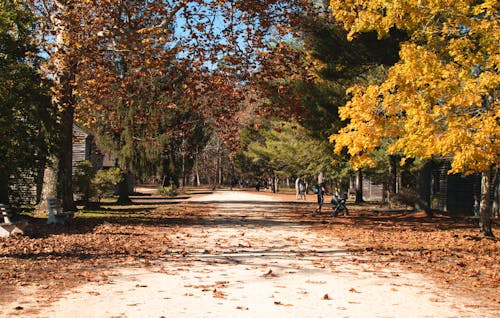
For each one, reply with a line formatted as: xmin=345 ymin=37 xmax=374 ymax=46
xmin=347 ymin=159 xmax=498 ymax=216
xmin=10 ymin=125 xmax=116 ymax=205
xmin=73 ymin=126 xmax=132 ymax=192
xmin=348 ymin=176 xmax=384 ymax=202
xmin=430 ymin=160 xmax=497 ymax=216
xmin=72 ymin=125 xmax=104 ymax=173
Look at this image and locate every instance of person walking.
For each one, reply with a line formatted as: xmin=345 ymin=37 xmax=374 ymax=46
xmin=313 ymin=180 xmax=326 ymax=215
xmin=298 ymin=178 xmax=307 ymax=200
xmin=295 ymin=177 xmax=301 ymax=199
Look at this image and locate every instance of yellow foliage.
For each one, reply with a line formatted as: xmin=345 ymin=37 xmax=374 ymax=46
xmin=329 ymin=0 xmax=499 ymax=173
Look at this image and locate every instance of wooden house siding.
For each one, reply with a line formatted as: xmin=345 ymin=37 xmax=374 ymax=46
xmin=349 ymin=176 xmax=384 ymax=201
xmin=9 ymin=125 xmax=105 ymax=204
xmin=430 ymin=160 xmax=492 ymax=215
xmin=9 ymin=167 xmax=42 ymax=205
xmin=72 ymin=125 xmax=103 ymax=173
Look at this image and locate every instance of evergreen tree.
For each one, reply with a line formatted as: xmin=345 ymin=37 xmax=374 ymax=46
xmin=290 ymin=5 xmax=406 ymax=200
xmin=0 ymin=0 xmax=54 ymax=205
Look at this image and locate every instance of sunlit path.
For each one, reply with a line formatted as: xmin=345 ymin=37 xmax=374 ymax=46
xmin=13 ymin=191 xmax=494 ymax=318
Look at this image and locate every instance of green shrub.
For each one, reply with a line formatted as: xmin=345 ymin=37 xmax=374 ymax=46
xmin=73 ymin=160 xmax=96 ymax=201
xmin=92 ymin=168 xmax=123 ymax=203
xmin=158 ymin=186 xmax=177 ymax=197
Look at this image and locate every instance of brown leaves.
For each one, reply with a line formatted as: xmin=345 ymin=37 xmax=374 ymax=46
xmin=262 ymin=269 xmax=278 ymax=278
xmin=0 ymin=205 xmax=205 ymax=295
xmin=312 ymin=209 xmax=500 ymax=303
xmin=212 ymin=288 xmax=226 ymax=298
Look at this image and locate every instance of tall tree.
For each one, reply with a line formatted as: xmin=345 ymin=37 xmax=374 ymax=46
xmin=235 ymin=120 xmax=349 ymax=187
xmin=266 ymin=3 xmax=405 ymax=201
xmin=73 ymin=0 xmax=312 ymax=197
xmin=0 ymin=0 xmax=54 ymax=205
xmin=329 ymin=0 xmax=499 ymax=237
xmin=74 ymin=0 xmax=191 ymax=202
xmin=29 ymin=0 xmax=85 ymax=211
xmin=28 ymin=0 xmax=322 ymax=207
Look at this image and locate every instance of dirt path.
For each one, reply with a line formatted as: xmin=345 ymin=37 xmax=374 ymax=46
xmin=10 ymin=191 xmax=496 ymax=318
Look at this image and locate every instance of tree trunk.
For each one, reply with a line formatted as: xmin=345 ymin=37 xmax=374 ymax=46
xmin=181 ymin=152 xmax=186 ymax=189
xmin=492 ymin=170 xmax=499 ymax=218
xmin=37 ymin=0 xmax=77 ymax=212
xmin=195 ymin=160 xmax=200 ymax=187
xmin=355 ymin=169 xmax=364 ymax=203
xmin=416 ymin=161 xmax=433 ymax=216
xmin=218 ymin=155 xmax=222 ymax=185
xmin=382 ymin=182 xmax=388 ymax=203
xmin=388 ymin=155 xmax=397 ymax=204
xmin=194 ymin=152 xmax=200 ymax=187
xmin=229 ymin=163 xmax=234 ymax=190
xmin=59 ymin=105 xmax=75 ymax=211
xmin=117 ymin=171 xmax=132 ymax=204
xmin=38 ymin=156 xmax=59 ymax=214
xmin=479 ymin=170 xmax=494 ymax=237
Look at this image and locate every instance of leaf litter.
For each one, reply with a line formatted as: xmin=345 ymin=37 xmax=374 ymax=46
xmin=0 ymin=195 xmax=498 ymax=314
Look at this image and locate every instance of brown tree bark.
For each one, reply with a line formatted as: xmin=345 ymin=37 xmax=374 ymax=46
xmin=117 ymin=171 xmax=132 ymax=204
xmin=355 ymin=169 xmax=364 ymax=203
xmin=38 ymin=156 xmax=59 ymax=214
xmin=58 ymin=104 xmax=76 ymax=211
xmin=479 ymin=170 xmax=494 ymax=237
xmin=388 ymin=155 xmax=398 ymax=204
xmin=415 ymin=161 xmax=433 ymax=216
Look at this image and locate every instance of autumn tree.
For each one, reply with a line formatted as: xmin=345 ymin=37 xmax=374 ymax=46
xmin=73 ymin=0 xmax=196 ymax=202
xmin=260 ymin=2 xmax=405 ymax=202
xmin=329 ymin=0 xmax=499 ymax=236
xmin=73 ymin=1 xmax=313 ymax=195
xmin=0 ymin=0 xmax=54 ymax=206
xmin=28 ymin=0 xmax=88 ymax=211
xmin=158 ymin=102 xmax=210 ymax=189
xmin=28 ymin=0 xmax=325 ymax=207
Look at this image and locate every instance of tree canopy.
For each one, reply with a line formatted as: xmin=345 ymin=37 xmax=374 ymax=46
xmin=0 ymin=0 xmax=54 ymax=204
xmin=329 ymin=0 xmax=499 ymax=174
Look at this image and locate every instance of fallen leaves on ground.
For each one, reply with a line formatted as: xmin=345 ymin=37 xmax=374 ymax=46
xmin=0 ymin=202 xmax=215 ymax=305
xmin=313 ymin=208 xmax=499 ymax=304
xmin=262 ymin=269 xmax=278 ymax=277
xmin=212 ymin=288 xmax=226 ymax=298
xmin=0 ymin=196 xmax=498 ymax=310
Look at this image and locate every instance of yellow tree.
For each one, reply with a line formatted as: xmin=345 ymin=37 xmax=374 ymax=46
xmin=329 ymin=0 xmax=499 ymax=236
